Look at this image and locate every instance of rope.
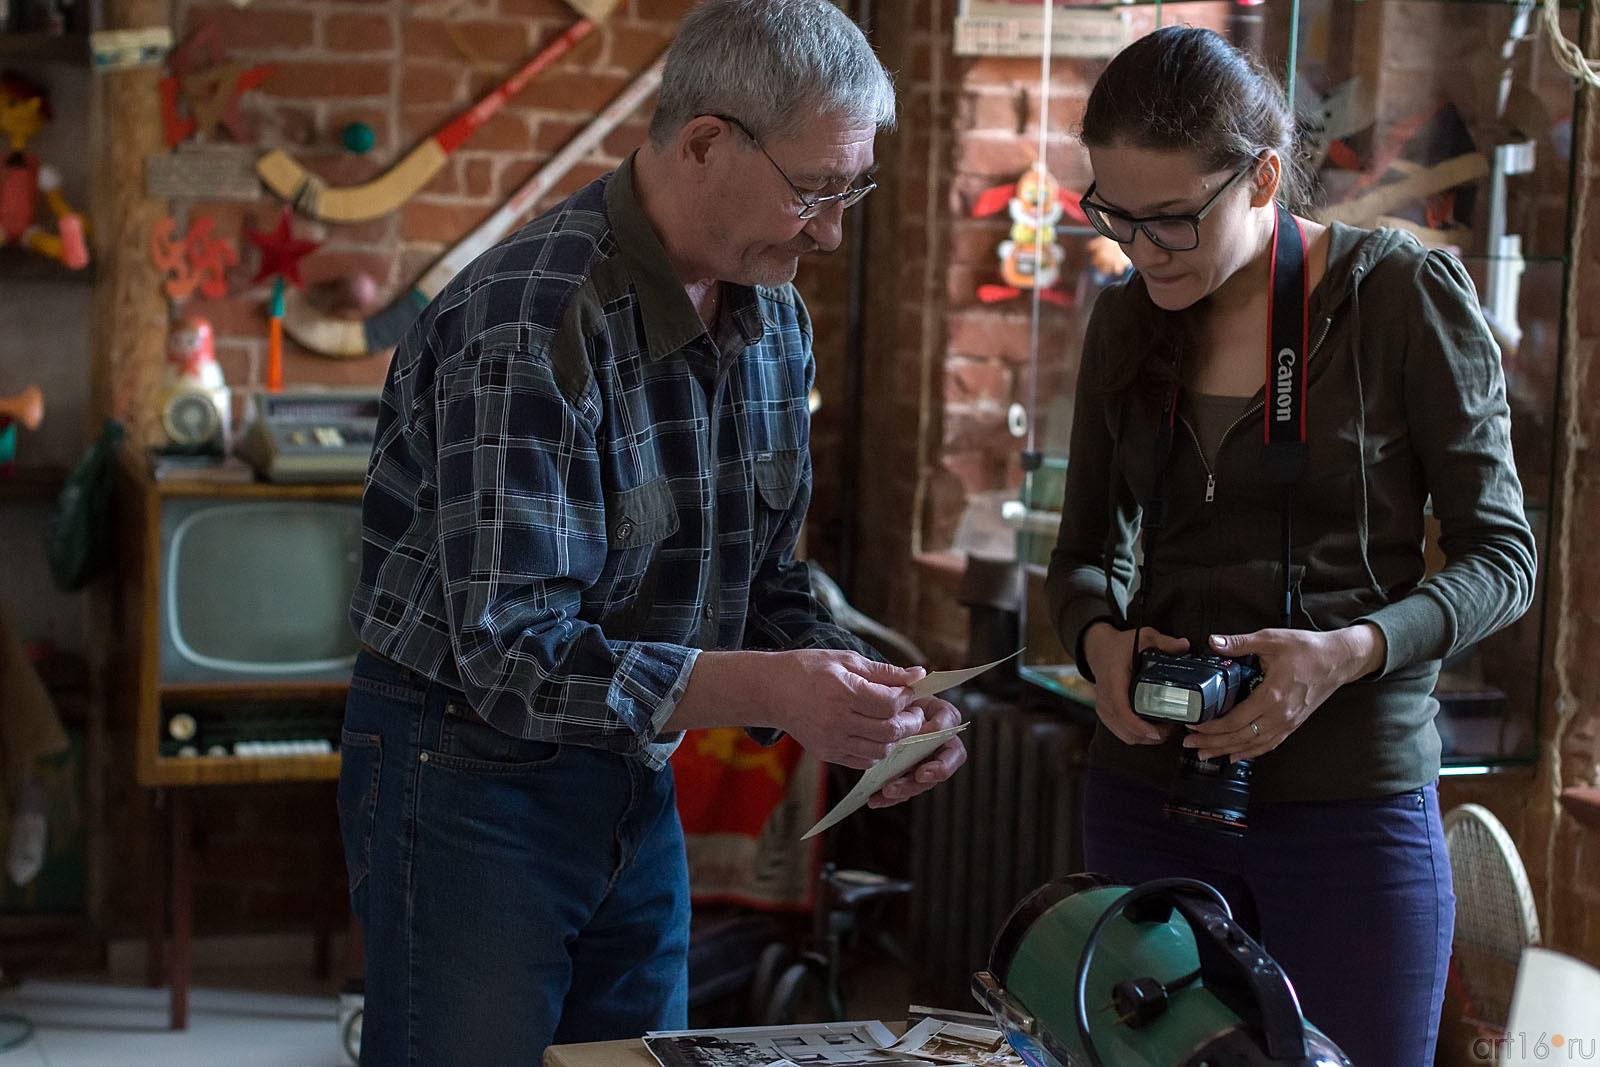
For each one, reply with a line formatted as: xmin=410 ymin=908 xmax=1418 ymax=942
xmin=1541 ymin=0 xmax=1600 ymax=87
xmin=1541 ymin=0 xmax=1596 ymax=944
xmin=909 ymin=0 xmax=949 ymax=578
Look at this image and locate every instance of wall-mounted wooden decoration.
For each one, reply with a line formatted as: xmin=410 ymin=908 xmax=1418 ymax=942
xmin=149 ymin=215 xmax=237 ymax=302
xmin=145 ymin=144 xmax=261 ymax=201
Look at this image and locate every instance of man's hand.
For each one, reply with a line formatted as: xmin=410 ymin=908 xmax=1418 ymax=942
xmin=672 ymin=649 xmax=930 ymax=768
xmin=866 ymin=694 xmax=967 ymax=808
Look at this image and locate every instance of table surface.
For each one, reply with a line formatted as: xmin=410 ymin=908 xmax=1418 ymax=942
xmin=542 ymin=1037 xmax=660 ymax=1066
xmin=543 ymin=1022 xmax=908 ymax=1066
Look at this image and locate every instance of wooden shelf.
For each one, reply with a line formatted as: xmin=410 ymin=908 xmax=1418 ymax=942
xmin=0 ymin=246 xmax=95 ymax=283
xmin=141 ymin=751 xmax=341 ymax=788
xmin=0 ymin=31 xmax=91 ymax=64
xmin=157 ymin=681 xmax=352 ymax=703
xmin=0 ymin=464 xmax=67 ymax=501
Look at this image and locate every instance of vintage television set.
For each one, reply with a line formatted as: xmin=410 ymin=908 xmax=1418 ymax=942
xmin=117 ymin=456 xmax=363 ymax=787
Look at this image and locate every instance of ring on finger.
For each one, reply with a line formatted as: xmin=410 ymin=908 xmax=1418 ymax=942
xmin=1249 ymin=721 xmax=1260 ymax=737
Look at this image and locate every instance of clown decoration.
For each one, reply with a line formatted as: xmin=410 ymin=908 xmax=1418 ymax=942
xmin=972 ymin=161 xmax=1085 ymax=305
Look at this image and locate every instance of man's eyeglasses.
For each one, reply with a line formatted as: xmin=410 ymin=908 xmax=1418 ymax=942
xmin=712 ymin=114 xmax=876 ymax=220
xmin=1079 ymin=164 xmax=1254 ymax=252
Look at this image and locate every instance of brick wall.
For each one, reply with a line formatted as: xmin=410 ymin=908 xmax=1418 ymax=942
xmin=159 ymin=0 xmax=693 ymax=404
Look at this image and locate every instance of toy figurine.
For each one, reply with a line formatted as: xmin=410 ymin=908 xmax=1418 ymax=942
xmin=0 ymin=74 xmax=88 ymax=269
xmin=0 ymin=384 xmax=44 ymax=474
xmin=156 ymin=317 xmax=231 ymax=454
xmin=972 ymin=160 xmax=1085 ymax=305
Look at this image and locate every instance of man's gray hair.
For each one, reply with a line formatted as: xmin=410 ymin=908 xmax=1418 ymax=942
xmin=648 ymin=0 xmax=896 ymax=147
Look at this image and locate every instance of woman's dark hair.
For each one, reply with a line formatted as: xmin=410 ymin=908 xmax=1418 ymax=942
xmin=1079 ymin=26 xmax=1309 ymax=405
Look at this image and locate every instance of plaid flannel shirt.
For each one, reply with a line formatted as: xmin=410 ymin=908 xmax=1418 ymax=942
xmin=350 ymin=154 xmax=869 ymax=769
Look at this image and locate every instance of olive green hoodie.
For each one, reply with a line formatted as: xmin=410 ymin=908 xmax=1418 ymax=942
xmin=1045 ymin=222 xmax=1538 ymax=802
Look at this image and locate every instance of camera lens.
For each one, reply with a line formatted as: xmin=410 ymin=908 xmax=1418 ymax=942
xmin=1163 ymin=753 xmax=1252 ymax=836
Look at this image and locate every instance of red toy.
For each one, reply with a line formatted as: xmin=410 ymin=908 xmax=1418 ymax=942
xmin=971 ymin=161 xmax=1086 ymax=305
xmin=1 ymin=74 xmax=88 ymax=269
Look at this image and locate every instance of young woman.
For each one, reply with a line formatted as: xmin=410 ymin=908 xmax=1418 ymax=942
xmin=1044 ymin=25 xmax=1537 ymax=1066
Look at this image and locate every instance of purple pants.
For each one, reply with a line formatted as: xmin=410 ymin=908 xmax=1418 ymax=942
xmin=1082 ymin=766 xmax=1454 ymax=1067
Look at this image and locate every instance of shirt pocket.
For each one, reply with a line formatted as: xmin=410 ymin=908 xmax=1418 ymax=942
xmin=753 ymin=448 xmax=801 ymax=513
xmin=606 ymin=476 xmax=680 ymax=549
xmin=599 ymin=475 xmax=680 ymax=632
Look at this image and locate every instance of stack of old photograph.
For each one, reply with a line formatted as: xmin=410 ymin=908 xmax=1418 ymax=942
xmin=643 ymin=1007 xmax=1027 ymax=1067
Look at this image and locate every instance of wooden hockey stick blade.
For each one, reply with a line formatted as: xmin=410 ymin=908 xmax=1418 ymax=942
xmin=565 ymin=0 xmax=619 ymax=20
xmin=283 ymin=52 xmax=667 ymax=358
xmin=256 ymin=140 xmax=449 ymax=222
xmin=255 ymin=16 xmax=606 ymax=223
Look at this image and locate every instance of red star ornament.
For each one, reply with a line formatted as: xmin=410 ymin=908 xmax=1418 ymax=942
xmin=246 ymin=204 xmax=321 ymax=288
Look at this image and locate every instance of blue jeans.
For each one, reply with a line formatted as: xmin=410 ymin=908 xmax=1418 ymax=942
xmin=1082 ymin=767 xmax=1454 ymax=1067
xmin=338 ymin=650 xmax=690 ymax=1066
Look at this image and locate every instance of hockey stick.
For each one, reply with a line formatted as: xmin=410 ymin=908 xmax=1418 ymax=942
xmin=283 ymin=52 xmax=666 ymax=359
xmin=255 ymin=0 xmax=620 ymax=223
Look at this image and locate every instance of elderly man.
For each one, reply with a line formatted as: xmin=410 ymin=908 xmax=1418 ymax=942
xmin=338 ymin=1 xmax=967 ymax=1062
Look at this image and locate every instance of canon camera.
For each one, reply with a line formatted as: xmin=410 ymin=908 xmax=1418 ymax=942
xmin=1130 ymin=648 xmax=1263 ymax=836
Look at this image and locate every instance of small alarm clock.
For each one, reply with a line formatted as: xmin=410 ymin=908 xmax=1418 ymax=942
xmin=158 ymin=317 xmax=230 ymax=454
xmin=158 ymin=383 xmax=228 ymax=452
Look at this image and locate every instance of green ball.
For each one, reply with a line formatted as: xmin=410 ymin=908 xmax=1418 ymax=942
xmin=341 ymin=122 xmax=377 ymax=154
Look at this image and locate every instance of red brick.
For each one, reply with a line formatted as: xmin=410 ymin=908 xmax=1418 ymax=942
xmin=962 ymin=88 xmax=1026 ymax=136
xmin=255 ymin=103 xmax=318 ymax=146
xmin=421 ymin=157 xmax=462 ymax=197
xmin=455 ymin=110 xmax=534 ymax=154
xmin=400 ymin=64 xmax=466 ymax=108
xmin=398 ymin=247 xmax=443 ymax=284
xmin=531 ymin=116 xmax=583 ymax=153
xmin=182 ymin=6 xmax=316 ymax=52
xmin=941 ymin=451 xmax=1011 ymax=496
xmin=538 ymin=161 xmax=611 ymax=205
xmin=325 ymin=13 xmax=395 ymax=53
xmin=942 ymin=411 xmax=1014 ymax=457
xmin=259 ymin=60 xmax=392 ymax=100
xmin=403 ymin=104 xmax=460 ymax=142
xmin=531 ymin=70 xmax=635 ymax=114
xmin=953 ymin=132 xmax=1036 ymax=183
xmin=601 ymin=120 xmax=650 ymax=158
xmin=298 ymin=250 xmax=396 ymax=292
xmin=499 ymin=0 xmax=578 ymax=19
xmin=945 ymin=356 xmax=1013 ymax=406
xmin=631 ymin=0 xmax=698 ymax=25
xmin=280 ymin=345 xmax=391 ymax=389
xmin=463 ymin=157 xmax=496 ymax=197
xmin=402 ymin=199 xmax=492 ymax=243
xmin=211 ymin=340 xmax=257 ymax=392
xmin=946 ymin=307 xmax=1032 ymax=362
xmin=606 ymin=24 xmax=673 ymax=71
xmin=184 ymin=292 xmax=269 ymax=340
xmin=405 ymin=19 xmax=519 ymax=62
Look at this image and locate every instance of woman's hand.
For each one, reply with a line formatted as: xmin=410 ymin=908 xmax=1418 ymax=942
xmin=1081 ymin=621 xmax=1190 ymax=745
xmin=1182 ymin=622 xmax=1387 ymax=762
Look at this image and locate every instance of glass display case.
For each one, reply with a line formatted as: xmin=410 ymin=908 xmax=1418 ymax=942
xmin=1005 ymin=0 xmax=1578 ymax=770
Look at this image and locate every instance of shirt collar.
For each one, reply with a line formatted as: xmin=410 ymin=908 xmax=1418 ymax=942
xmin=606 ymin=151 xmax=767 ymax=361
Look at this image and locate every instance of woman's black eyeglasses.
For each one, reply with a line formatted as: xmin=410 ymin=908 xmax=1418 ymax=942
xmin=711 ymin=114 xmax=876 ymax=220
xmin=1079 ymin=164 xmax=1253 ymax=252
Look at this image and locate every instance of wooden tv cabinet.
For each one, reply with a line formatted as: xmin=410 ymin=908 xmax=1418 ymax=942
xmin=113 ymin=454 xmax=363 ymax=1029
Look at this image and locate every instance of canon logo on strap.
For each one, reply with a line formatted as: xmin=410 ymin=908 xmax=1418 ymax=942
xmin=1274 ymin=347 xmax=1296 ymax=423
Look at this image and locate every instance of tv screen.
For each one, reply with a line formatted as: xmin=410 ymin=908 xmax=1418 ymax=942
xmin=159 ymin=498 xmax=363 ymax=683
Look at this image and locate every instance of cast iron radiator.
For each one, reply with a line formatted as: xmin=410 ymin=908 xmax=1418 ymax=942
xmin=906 ymin=688 xmax=1092 ymax=1009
